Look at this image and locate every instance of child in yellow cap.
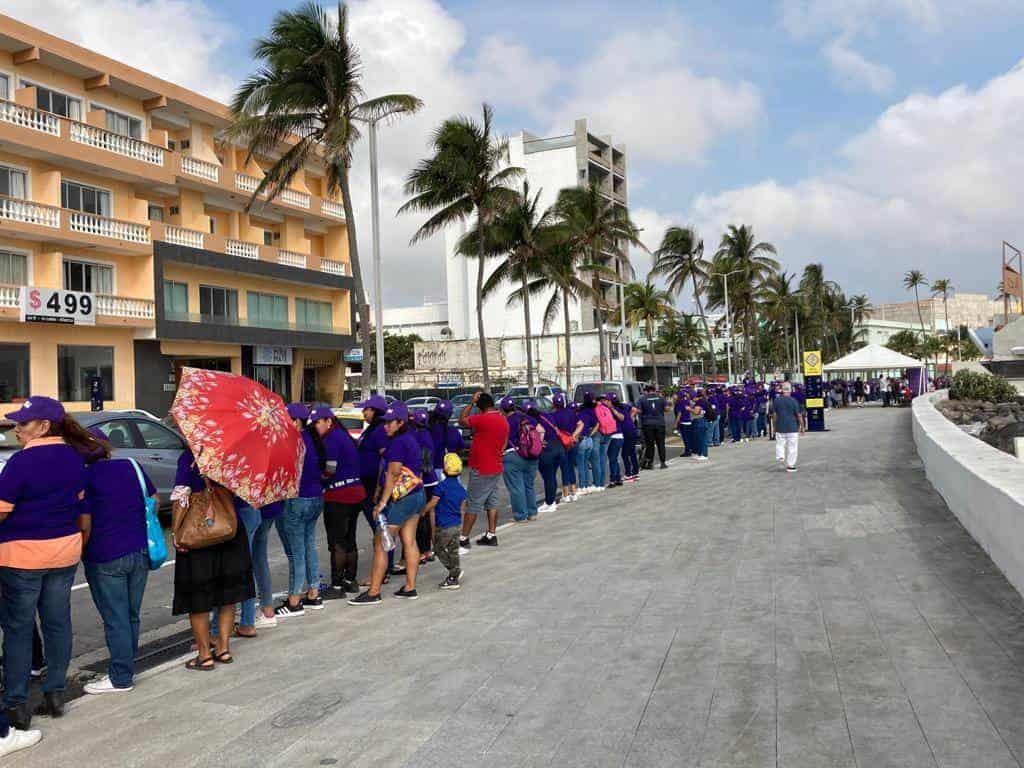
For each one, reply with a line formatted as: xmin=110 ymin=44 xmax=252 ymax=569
xmin=423 ymin=453 xmax=467 ymax=589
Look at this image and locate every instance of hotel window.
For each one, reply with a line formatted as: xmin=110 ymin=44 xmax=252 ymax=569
xmin=58 ymin=345 xmax=114 ymax=402
xmin=295 ymin=298 xmax=332 ymax=331
xmin=247 ymin=291 xmax=288 ymax=328
xmin=64 ymin=259 xmax=113 ymax=294
xmin=147 ymin=204 xmax=164 ymax=222
xmin=0 ymin=344 xmax=29 ymax=402
xmin=0 ymin=74 xmax=8 ymax=101
xmin=28 ymin=83 xmax=82 ymax=121
xmin=199 ymin=285 xmax=238 ymax=323
xmin=263 ymin=231 xmax=274 ymax=246
xmin=61 ymin=180 xmax=111 ymax=217
xmin=0 ymin=250 xmax=27 ymax=285
xmin=163 ymin=281 xmax=188 ymax=317
xmin=0 ymin=166 xmax=26 ymax=199
xmin=100 ymin=107 xmax=142 ymax=139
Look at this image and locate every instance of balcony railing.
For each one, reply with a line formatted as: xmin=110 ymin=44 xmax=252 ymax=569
xmin=68 ymin=122 xmax=164 ymax=166
xmin=226 ymin=239 xmax=260 ymax=260
xmin=278 ymin=250 xmax=307 ymax=269
xmin=165 ymin=310 xmax=344 ymax=335
xmin=234 ymin=172 xmax=260 ymax=193
xmin=68 ymin=211 xmax=150 ymax=243
xmin=321 ymin=199 xmax=345 ymax=219
xmin=96 ymin=295 xmax=155 ymax=320
xmin=0 ymin=99 xmax=60 ymax=136
xmin=280 ymin=188 xmax=310 ymax=209
xmin=320 ymin=259 xmax=348 ymax=276
xmin=0 ymin=284 xmax=19 ymax=309
xmin=0 ymin=196 xmax=60 ymax=228
xmin=164 ymin=225 xmax=204 ymax=249
xmin=180 ymin=155 xmax=220 ymax=183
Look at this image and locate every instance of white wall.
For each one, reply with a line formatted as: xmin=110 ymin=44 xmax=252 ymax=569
xmin=912 ymin=390 xmax=1024 ymax=597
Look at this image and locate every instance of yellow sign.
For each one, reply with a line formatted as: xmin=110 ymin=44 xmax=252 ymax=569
xmin=806 ymin=397 xmax=824 ymax=409
xmin=802 ymin=350 xmax=822 ymax=376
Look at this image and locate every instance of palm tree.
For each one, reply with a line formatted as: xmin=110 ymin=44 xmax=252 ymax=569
xmin=623 ymin=281 xmax=674 ymax=350
xmin=650 ymin=226 xmax=717 ymax=375
xmin=228 ymin=1 xmax=422 ymax=395
xmin=715 ymin=225 xmax=779 ymax=374
xmin=474 ymin=182 xmax=559 ymax=391
xmin=903 ymin=270 xmax=929 ymax=336
xmin=554 ymin=184 xmax=644 ymax=379
xmin=849 ymin=294 xmax=872 ymax=324
xmin=400 ymin=104 xmax=522 ymax=391
xmin=656 ymin=312 xmax=705 ymax=371
xmin=761 ymin=271 xmax=798 ymax=372
xmin=887 ymin=329 xmax=921 ymax=358
xmin=799 ymin=263 xmax=840 ymax=352
xmin=930 ymin=278 xmax=953 ymax=368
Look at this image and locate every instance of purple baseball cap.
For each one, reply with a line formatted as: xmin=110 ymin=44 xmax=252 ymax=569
xmin=520 ymin=398 xmax=538 ymax=413
xmin=356 ymin=395 xmax=388 ymax=412
xmin=410 ymin=410 xmax=428 ymax=426
xmin=605 ymin=391 xmax=619 ymax=402
xmin=382 ymin=401 xmax=408 ymax=422
xmin=4 ymin=396 xmax=65 ymax=424
xmin=552 ymin=392 xmax=566 ymax=408
xmin=433 ymin=400 xmax=453 ymax=418
xmin=499 ymin=396 xmax=516 ymax=412
xmin=286 ymin=403 xmax=310 ymax=421
xmin=309 ymin=405 xmax=334 ymax=422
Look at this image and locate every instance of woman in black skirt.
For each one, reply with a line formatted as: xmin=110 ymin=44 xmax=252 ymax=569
xmin=170 ymin=449 xmax=254 ymax=671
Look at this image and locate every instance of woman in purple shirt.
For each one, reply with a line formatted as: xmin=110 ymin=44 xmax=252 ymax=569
xmin=545 ymin=394 xmax=582 ymax=503
xmin=575 ymin=396 xmax=599 ymax=495
xmin=502 ymin=397 xmax=543 ymax=522
xmin=80 ymin=432 xmax=156 ymax=694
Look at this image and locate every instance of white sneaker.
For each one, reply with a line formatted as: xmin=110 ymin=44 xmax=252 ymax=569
xmin=458 ymin=546 xmax=470 ymax=556
xmin=254 ymin=613 xmax=278 ymax=629
xmin=84 ymin=676 xmax=133 ymax=695
xmin=695 ymin=456 xmax=709 ymax=462
xmin=0 ymin=728 xmax=41 ymax=757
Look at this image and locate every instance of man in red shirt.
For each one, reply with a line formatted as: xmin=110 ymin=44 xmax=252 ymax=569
xmin=458 ymin=391 xmax=509 ymax=549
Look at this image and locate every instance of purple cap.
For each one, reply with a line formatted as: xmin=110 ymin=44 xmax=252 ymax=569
xmin=410 ymin=410 xmax=428 ymax=426
xmin=309 ymin=405 xmax=334 ymax=422
xmin=582 ymin=391 xmax=595 ymax=404
xmin=382 ymin=401 xmax=408 ymax=422
xmin=356 ymin=395 xmax=388 ymax=412
xmin=4 ymin=396 xmax=65 ymax=424
xmin=605 ymin=391 xmax=619 ymax=402
xmin=520 ymin=398 xmax=538 ymax=413
xmin=286 ymin=403 xmax=310 ymax=421
xmin=433 ymin=400 xmax=453 ymax=418
xmin=499 ymin=396 xmax=516 ymax=412
xmin=552 ymin=392 xmax=566 ymax=408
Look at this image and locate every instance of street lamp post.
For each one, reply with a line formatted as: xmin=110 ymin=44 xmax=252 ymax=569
xmin=711 ymin=269 xmax=743 ymax=383
xmin=367 ymin=118 xmax=385 ymax=397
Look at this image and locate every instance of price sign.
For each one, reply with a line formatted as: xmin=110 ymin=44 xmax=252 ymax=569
xmin=19 ymin=287 xmax=96 ymax=326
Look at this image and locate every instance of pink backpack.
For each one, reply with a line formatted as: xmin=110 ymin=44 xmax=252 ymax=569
xmin=595 ymin=403 xmax=617 ymax=435
xmin=516 ymin=418 xmax=544 ymax=459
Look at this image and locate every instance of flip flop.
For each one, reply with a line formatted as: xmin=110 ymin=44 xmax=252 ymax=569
xmin=212 ymin=650 xmax=234 ymax=664
xmin=186 ymin=656 xmax=215 ymax=671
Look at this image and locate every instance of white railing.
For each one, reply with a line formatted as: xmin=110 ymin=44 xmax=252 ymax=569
xmin=0 ymin=197 xmax=60 ymax=228
xmin=278 ymin=250 xmax=307 ymax=269
xmin=280 ymin=188 xmax=310 ymax=209
xmin=180 ymin=155 xmax=220 ymax=183
xmin=0 ymin=284 xmax=19 ymax=309
xmin=68 ymin=211 xmax=150 ymax=243
xmin=321 ymin=199 xmax=345 ymax=219
xmin=234 ymin=172 xmax=260 ymax=193
xmin=68 ymin=122 xmax=164 ymax=166
xmin=226 ymin=239 xmax=259 ymax=260
xmin=96 ymin=295 xmax=155 ymax=320
xmin=320 ymin=259 xmax=347 ymax=276
xmin=163 ymin=225 xmax=204 ymax=249
xmin=0 ymin=99 xmax=60 ymax=136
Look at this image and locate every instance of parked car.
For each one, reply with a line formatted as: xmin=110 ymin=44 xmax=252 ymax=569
xmin=450 ymin=393 xmax=474 ymax=410
xmin=404 ymin=396 xmax=441 ymax=414
xmin=505 ymin=385 xmax=563 ymax=399
xmin=0 ymin=410 xmax=186 ymax=510
xmin=331 ymin=406 xmax=367 ymax=439
xmin=572 ymin=381 xmax=647 ymax=405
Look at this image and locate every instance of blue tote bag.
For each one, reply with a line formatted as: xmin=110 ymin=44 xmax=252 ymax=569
xmin=128 ymin=459 xmax=168 ymax=570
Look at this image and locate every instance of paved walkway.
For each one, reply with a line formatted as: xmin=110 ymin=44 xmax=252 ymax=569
xmin=17 ymin=408 xmax=1024 ymax=767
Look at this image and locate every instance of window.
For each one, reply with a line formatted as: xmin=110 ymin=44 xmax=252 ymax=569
xmin=252 ymin=365 xmax=291 ymax=401
xmin=64 ymin=259 xmax=113 ymax=294
xmin=199 ymin=285 xmax=238 ymax=323
xmin=29 ymin=83 xmax=82 ymax=120
xmin=0 ymin=165 xmax=26 ymax=199
xmin=163 ymin=281 xmax=188 ymax=317
xmin=0 ymin=74 xmax=8 ymax=101
xmin=61 ymin=180 xmax=111 ymax=217
xmin=134 ymin=420 xmax=184 ymax=450
xmin=94 ymin=420 xmax=139 ymax=449
xmin=295 ymin=298 xmax=332 ymax=331
xmin=0 ymin=250 xmax=27 ymax=285
xmin=247 ymin=291 xmax=288 ymax=328
xmin=58 ymin=345 xmax=113 ymax=402
xmin=100 ymin=107 xmax=142 ymax=139
xmin=263 ymin=231 xmax=274 ymax=246
xmin=0 ymin=344 xmax=29 ymax=402
xmin=147 ymin=204 xmax=164 ymax=222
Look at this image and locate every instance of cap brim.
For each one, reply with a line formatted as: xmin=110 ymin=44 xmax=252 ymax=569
xmin=4 ymin=410 xmax=35 ymax=423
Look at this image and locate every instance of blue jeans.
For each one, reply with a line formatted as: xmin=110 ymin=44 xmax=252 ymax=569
xmin=756 ymin=412 xmax=767 ymax=436
xmin=576 ymin=436 xmax=594 ymax=488
xmin=276 ymin=497 xmax=324 ymax=595
xmin=251 ymin=517 xmax=276 ymax=609
xmin=693 ymin=417 xmax=709 ymax=457
xmin=503 ymin=452 xmax=539 ymax=521
xmin=84 ymin=549 xmax=149 ymax=688
xmin=711 ymin=416 xmax=722 ymax=446
xmin=0 ymin=564 xmax=76 ymax=706
xmin=729 ymin=414 xmax=742 ymax=442
xmin=622 ymin=432 xmax=639 ymax=476
xmin=592 ymin=433 xmax=610 ymax=488
xmin=744 ymin=417 xmax=757 ymax=438
xmin=562 ymin=445 xmax=578 ymax=487
xmin=538 ymin=441 xmax=564 ymax=505
xmin=211 ymin=504 xmax=262 ymax=634
xmin=679 ymin=422 xmax=693 ymax=454
xmin=607 ymin=436 xmax=623 ymax=484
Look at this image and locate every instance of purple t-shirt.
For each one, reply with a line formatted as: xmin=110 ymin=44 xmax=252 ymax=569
xmin=322 ymin=426 xmax=362 ymax=492
xmin=675 ymin=397 xmax=692 ymax=424
xmin=379 ymin=430 xmax=423 ymax=487
xmin=578 ymin=407 xmax=598 ymax=436
xmin=429 ymin=420 xmax=465 ymax=467
xmin=506 ymin=412 xmax=538 ymax=450
xmin=617 ymin=403 xmax=638 ymax=435
xmin=298 ymin=429 xmax=325 ymax=498
xmin=357 ymin=420 xmax=388 ymax=488
xmin=412 ymin=427 xmax=435 ymax=483
xmin=0 ymin=442 xmax=85 ymax=544
xmin=83 ymin=458 xmax=154 ymax=563
xmin=547 ymin=407 xmax=580 ymax=436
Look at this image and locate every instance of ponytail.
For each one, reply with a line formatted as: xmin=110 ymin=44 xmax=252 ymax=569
xmin=48 ymin=415 xmax=111 ymax=459
xmin=305 ymin=422 xmax=327 ymax=472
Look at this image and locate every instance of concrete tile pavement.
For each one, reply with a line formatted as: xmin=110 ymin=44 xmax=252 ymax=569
xmin=13 ymin=407 xmax=1024 ymax=768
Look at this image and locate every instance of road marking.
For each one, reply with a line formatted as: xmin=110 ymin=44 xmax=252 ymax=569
xmin=71 ymin=558 xmax=176 ymax=591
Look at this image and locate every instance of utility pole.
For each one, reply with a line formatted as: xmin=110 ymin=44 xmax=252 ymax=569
xmin=711 ymin=269 xmax=742 ymax=383
xmin=368 ymin=118 xmax=385 ymax=397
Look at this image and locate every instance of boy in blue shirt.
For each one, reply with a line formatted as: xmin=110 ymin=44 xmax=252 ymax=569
xmin=424 ymin=453 xmax=468 ymax=590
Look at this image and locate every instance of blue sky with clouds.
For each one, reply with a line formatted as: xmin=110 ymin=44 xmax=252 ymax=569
xmin=9 ymin=0 xmax=1024 ymax=308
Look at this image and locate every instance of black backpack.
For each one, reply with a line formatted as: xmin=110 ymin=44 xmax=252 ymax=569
xmin=704 ymin=401 xmax=718 ymax=422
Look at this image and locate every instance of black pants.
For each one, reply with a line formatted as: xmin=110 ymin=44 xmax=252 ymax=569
xmin=641 ymin=425 xmax=666 ymax=467
xmin=323 ymin=501 xmax=361 ymax=584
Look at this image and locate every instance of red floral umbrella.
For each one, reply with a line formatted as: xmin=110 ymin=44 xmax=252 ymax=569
xmin=170 ymin=367 xmax=304 ymax=508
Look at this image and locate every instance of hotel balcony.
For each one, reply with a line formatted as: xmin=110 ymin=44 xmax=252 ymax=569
xmin=0 ymin=283 xmax=154 ymax=327
xmin=0 ymin=195 xmax=151 ymax=254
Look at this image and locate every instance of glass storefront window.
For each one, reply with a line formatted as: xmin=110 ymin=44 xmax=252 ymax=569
xmin=58 ymin=345 xmax=114 ymax=401
xmin=252 ymin=364 xmax=291 ymax=401
xmin=0 ymin=344 xmax=29 ymax=402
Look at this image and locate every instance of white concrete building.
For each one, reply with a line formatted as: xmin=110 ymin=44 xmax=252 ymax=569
xmin=855 ymin=317 xmax=951 ymax=347
xmin=372 ymin=302 xmax=451 ymax=341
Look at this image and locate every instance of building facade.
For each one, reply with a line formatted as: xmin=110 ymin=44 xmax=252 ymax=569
xmin=374 ymin=301 xmax=450 ymax=342
xmin=0 ymin=16 xmax=355 ymax=415
xmin=868 ymin=293 xmax=997 ymax=331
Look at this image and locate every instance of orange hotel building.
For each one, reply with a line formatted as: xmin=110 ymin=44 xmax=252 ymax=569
xmin=0 ymin=15 xmax=355 ymax=416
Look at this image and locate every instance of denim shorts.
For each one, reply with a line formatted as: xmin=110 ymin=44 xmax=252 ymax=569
xmin=384 ymin=487 xmax=426 ymax=528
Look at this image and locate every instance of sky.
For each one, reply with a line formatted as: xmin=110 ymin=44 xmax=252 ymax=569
xmin=8 ymin=0 xmax=1024 ymax=311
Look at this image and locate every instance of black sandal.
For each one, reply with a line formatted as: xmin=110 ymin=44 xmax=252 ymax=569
xmin=212 ymin=650 xmax=234 ymax=664
xmin=186 ymin=656 xmax=215 ymax=671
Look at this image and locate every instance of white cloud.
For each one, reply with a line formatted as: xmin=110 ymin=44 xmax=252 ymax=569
xmin=686 ymin=60 xmax=1024 ymax=300
xmin=4 ymin=0 xmax=237 ymax=101
xmin=780 ymin=0 xmax=940 ymax=40
xmin=823 ymin=37 xmax=894 ymax=94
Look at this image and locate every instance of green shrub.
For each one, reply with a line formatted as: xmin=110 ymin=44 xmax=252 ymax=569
xmin=949 ymin=370 xmax=1019 ymax=403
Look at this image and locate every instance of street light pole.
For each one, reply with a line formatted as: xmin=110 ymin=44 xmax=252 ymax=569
xmin=368 ymin=118 xmax=385 ymax=397
xmin=711 ymin=269 xmax=743 ymax=383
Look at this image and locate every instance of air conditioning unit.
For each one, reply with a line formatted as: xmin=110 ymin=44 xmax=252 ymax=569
xmin=169 ymin=206 xmax=180 ymax=216
xmin=180 ymin=139 xmax=191 ymax=150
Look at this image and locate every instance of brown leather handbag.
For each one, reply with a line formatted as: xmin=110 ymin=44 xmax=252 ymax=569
xmin=172 ymin=482 xmax=237 ymax=550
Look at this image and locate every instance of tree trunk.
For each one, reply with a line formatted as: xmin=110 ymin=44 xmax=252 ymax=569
xmin=522 ymin=257 xmax=534 ymax=392
xmin=744 ymin=304 xmax=755 ymax=376
xmin=943 ymin=296 xmax=950 ymax=370
xmin=563 ymin=291 xmax=573 ymax=395
xmin=914 ymin=287 xmax=926 ymax=335
xmin=339 ymin=168 xmax=369 ymax=400
xmin=475 ymin=220 xmax=491 ymax=392
xmin=692 ymin=280 xmax=717 ymax=376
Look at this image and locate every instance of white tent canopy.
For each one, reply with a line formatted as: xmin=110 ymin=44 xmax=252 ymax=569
xmin=823 ymin=344 xmax=923 ymax=372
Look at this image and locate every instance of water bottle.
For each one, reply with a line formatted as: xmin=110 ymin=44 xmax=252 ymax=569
xmin=377 ymin=514 xmax=396 ymax=552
